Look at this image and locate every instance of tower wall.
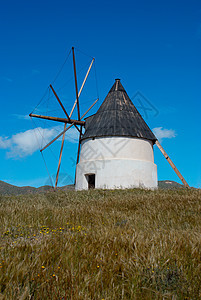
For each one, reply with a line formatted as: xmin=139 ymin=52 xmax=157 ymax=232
xmin=75 ymin=137 xmax=158 ymax=190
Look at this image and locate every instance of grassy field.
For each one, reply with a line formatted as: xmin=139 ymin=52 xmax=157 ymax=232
xmin=0 ymin=188 xmax=200 ymax=299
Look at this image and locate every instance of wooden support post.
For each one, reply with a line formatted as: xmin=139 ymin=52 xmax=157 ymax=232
xmin=74 ymin=126 xmax=83 ymax=185
xmin=155 ymin=140 xmax=189 ymax=188
xmin=55 ymin=123 xmax=67 ymax=189
xmin=72 ymin=47 xmax=81 ymax=120
xmin=76 ymin=126 xmax=82 ymax=165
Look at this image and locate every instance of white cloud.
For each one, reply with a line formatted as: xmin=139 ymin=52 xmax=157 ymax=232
xmin=0 ymin=136 xmax=12 ymax=149
xmin=152 ymin=127 xmax=176 ymax=142
xmin=7 ymin=127 xmax=58 ymax=158
xmin=0 ymin=125 xmax=79 ymax=159
xmin=65 ymin=127 xmax=79 ymax=143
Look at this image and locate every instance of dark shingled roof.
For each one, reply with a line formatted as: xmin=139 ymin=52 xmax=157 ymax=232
xmin=82 ymin=79 xmax=157 ymax=142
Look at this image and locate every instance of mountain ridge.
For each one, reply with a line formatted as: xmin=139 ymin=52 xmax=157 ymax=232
xmin=0 ymin=180 xmax=186 ymax=195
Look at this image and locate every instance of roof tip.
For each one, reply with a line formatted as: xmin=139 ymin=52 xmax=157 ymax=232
xmin=108 ymin=78 xmax=125 ymax=93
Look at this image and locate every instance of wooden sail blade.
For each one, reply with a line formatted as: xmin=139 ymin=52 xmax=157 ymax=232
xmin=50 ymin=84 xmax=70 ymax=121
xmin=155 ymin=140 xmax=189 ymax=188
xmin=69 ymin=58 xmax=95 ymax=118
xmin=81 ymin=98 xmax=99 ymax=119
xmin=55 ymin=123 xmax=67 ymax=189
xmin=72 ymin=47 xmax=81 ymax=120
xmin=29 ymin=113 xmax=84 ymax=126
xmin=40 ymin=123 xmax=75 ymax=152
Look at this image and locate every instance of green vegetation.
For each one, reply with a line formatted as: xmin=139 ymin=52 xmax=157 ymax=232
xmin=0 ymin=189 xmax=200 ymax=299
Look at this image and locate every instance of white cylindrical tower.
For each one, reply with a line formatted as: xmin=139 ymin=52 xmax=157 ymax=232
xmin=75 ymin=79 xmax=157 ymax=190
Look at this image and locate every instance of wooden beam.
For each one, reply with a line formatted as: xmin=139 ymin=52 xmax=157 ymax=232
xmin=72 ymin=47 xmax=81 ymax=120
xmin=69 ymin=58 xmax=95 ymax=118
xmin=155 ymin=140 xmax=189 ymax=188
xmin=29 ymin=113 xmax=85 ymax=126
xmin=34 ymin=98 xmax=98 ymax=153
xmin=55 ymin=123 xmax=67 ymax=190
xmin=81 ymin=98 xmax=99 ymax=119
xmin=39 ymin=122 xmax=83 ymax=152
xmin=50 ymin=84 xmax=70 ymax=121
xmin=40 ymin=123 xmax=74 ymax=152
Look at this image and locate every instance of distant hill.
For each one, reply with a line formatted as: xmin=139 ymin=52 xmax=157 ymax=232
xmin=0 ymin=180 xmax=74 ymax=195
xmin=158 ymin=180 xmax=185 ymax=189
xmin=0 ymin=180 xmax=187 ymax=195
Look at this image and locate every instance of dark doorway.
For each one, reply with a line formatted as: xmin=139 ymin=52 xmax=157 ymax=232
xmin=86 ymin=174 xmax=95 ymax=189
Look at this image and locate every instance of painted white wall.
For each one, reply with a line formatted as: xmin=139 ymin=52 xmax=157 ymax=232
xmin=75 ymin=136 xmax=158 ymax=190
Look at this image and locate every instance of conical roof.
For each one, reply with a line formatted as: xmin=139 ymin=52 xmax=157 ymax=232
xmin=82 ymin=79 xmax=157 ymax=142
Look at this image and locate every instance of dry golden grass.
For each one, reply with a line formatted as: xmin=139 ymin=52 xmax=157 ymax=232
xmin=0 ymin=188 xmax=200 ymax=299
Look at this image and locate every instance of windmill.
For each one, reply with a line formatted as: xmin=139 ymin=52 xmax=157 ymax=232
xmin=29 ymin=47 xmax=98 ymax=189
xmin=75 ymin=79 xmax=189 ymax=190
xmin=30 ymin=48 xmax=189 ymax=190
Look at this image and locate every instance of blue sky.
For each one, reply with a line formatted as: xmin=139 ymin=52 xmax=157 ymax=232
xmin=0 ymin=0 xmax=200 ymax=188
